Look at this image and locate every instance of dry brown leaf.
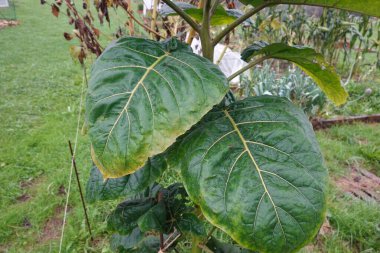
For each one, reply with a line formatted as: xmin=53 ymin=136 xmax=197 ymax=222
xmin=92 ymin=27 xmax=100 ymax=38
xmin=63 ymin=32 xmax=74 ymax=41
xmin=51 ymin=4 xmax=60 ymax=17
xmin=84 ymin=15 xmax=92 ymax=25
xmin=68 ymin=17 xmax=75 ymax=25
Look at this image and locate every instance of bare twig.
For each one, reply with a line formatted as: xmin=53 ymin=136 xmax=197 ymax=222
xmin=127 ymin=9 xmax=165 ymax=38
xmin=116 ymin=0 xmax=165 ymax=39
xmin=159 ymin=228 xmax=182 ymax=252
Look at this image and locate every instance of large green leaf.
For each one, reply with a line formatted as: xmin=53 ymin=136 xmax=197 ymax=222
xmin=179 ymin=96 xmax=327 ymax=253
xmin=86 ymin=37 xmax=228 ymax=178
xmin=241 ymin=42 xmax=348 ymax=105
xmin=85 ymin=153 xmax=166 ymax=203
xmin=241 ymin=0 xmax=380 ymax=18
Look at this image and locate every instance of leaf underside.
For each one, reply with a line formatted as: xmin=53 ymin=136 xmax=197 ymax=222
xmin=179 ymin=96 xmax=328 ymax=253
xmin=110 ymin=228 xmax=160 ymax=253
xmin=241 ymin=42 xmax=348 ymax=105
xmin=206 ymin=236 xmax=257 ymax=253
xmin=86 ymin=37 xmax=228 ymax=178
xmin=85 ymin=152 xmax=166 ymax=203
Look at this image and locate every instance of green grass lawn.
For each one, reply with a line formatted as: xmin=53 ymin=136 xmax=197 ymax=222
xmin=0 ymin=1 xmax=379 ymax=252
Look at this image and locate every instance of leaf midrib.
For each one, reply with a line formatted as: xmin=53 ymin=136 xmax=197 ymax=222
xmin=102 ymin=52 xmax=169 ymax=155
xmin=223 ymin=109 xmax=286 ymax=239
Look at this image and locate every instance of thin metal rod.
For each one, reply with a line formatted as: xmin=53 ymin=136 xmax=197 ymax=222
xmin=68 ymin=140 xmax=93 ymax=240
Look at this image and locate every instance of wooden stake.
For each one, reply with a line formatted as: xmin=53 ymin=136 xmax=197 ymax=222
xmin=68 ymin=140 xmax=93 ymax=240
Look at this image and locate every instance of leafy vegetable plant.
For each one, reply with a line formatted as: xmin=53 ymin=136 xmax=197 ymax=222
xmin=83 ymin=1 xmax=380 ymax=252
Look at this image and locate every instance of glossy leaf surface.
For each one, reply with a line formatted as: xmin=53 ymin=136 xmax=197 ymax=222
xmin=241 ymin=42 xmax=347 ymax=105
xmin=241 ymin=0 xmax=380 ymax=18
xmin=86 ymin=37 xmax=228 ymax=178
xmin=180 ymin=96 xmax=327 ymax=253
xmin=85 ymin=153 xmax=167 ymax=203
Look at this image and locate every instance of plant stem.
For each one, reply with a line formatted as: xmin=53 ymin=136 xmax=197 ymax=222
xmin=227 ymin=56 xmax=268 ymax=81
xmin=216 ymin=44 xmax=228 ymax=65
xmin=161 ymin=0 xmax=201 ymax=34
xmin=203 ymin=226 xmax=216 ymax=244
xmin=200 ymin=0 xmax=213 ymax=60
xmin=191 ymin=237 xmax=202 ymax=253
xmin=150 ymin=0 xmax=159 ymax=39
xmin=212 ymin=4 xmax=268 ymax=46
xmin=198 ymin=244 xmax=214 ymax=253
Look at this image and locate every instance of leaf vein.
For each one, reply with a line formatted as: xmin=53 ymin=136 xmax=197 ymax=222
xmin=223 ymin=150 xmax=247 ymax=212
xmin=101 ymin=53 xmax=168 ymax=156
xmin=259 ymin=169 xmax=317 ymax=211
xmin=223 ymin=110 xmax=286 ymax=243
xmin=253 ymin=192 xmax=266 ymax=231
xmin=246 ymin=140 xmax=323 ymax=192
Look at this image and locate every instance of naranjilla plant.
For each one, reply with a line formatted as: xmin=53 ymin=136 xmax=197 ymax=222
xmin=82 ymin=1 xmax=380 ymax=252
